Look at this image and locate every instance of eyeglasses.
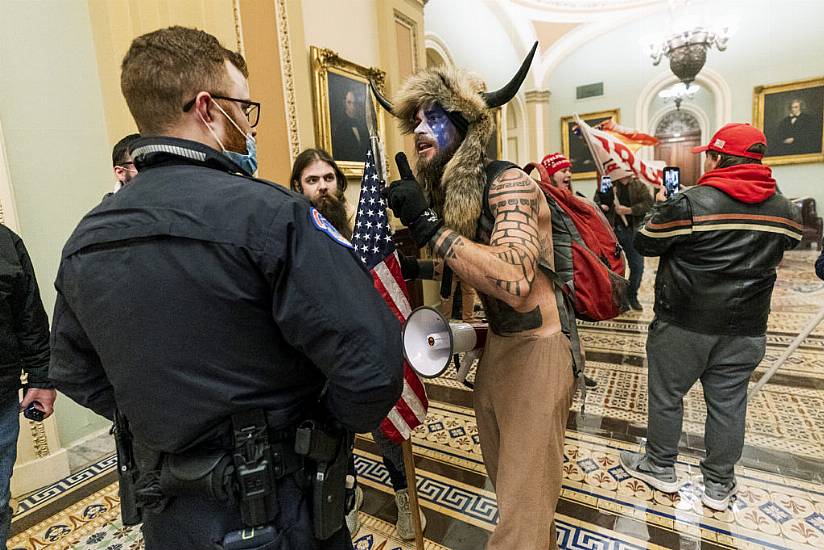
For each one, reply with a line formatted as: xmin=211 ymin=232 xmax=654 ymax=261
xmin=183 ymin=93 xmax=261 ymax=128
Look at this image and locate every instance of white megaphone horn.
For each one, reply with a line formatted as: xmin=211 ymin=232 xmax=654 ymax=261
xmin=402 ymin=306 xmax=488 ymax=382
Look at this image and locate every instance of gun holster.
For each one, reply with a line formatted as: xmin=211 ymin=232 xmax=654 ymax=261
xmin=159 ymin=451 xmax=234 ymax=502
xmin=112 ymin=409 xmax=142 ymax=526
xmin=232 ymin=409 xmax=279 ymax=528
xmin=295 ymin=420 xmax=353 ymax=540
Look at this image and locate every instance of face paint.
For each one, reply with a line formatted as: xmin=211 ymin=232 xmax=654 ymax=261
xmin=413 ymin=103 xmax=457 ymax=162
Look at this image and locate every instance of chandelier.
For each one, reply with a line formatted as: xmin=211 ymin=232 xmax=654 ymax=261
xmin=649 ymin=27 xmax=729 ymax=86
xmin=658 ymin=82 xmax=700 ymax=110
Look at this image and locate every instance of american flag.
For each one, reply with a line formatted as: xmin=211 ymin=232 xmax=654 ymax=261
xmin=352 ymin=149 xmax=429 ymax=443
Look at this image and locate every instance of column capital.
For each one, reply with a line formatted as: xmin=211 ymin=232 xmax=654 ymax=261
xmin=524 ymin=89 xmax=551 ymax=103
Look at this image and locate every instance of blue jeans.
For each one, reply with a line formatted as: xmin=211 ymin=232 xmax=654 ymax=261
xmin=0 ymin=393 xmax=20 ymax=549
xmin=615 ymin=223 xmax=644 ymax=301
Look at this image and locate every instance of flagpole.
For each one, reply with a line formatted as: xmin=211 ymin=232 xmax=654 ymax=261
xmin=401 ymin=439 xmax=425 ymax=550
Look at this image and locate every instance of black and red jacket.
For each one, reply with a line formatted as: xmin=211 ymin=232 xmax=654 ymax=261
xmin=635 ymin=165 xmax=802 ymax=336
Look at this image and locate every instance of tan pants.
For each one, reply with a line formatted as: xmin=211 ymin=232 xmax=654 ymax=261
xmin=474 ymin=331 xmax=574 ymax=550
xmin=439 ymin=279 xmax=478 ymax=321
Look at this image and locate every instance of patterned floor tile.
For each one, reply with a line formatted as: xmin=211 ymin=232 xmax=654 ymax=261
xmin=381 ymin=400 xmax=824 ymax=550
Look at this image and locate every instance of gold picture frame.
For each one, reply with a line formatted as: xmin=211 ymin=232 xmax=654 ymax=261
xmin=561 ymin=109 xmax=620 ymax=180
xmin=753 ymin=77 xmax=824 ymax=166
xmin=311 ymin=46 xmax=387 ymax=179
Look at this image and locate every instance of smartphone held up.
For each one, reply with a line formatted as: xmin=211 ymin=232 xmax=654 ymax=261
xmin=663 ymin=166 xmax=680 ymax=197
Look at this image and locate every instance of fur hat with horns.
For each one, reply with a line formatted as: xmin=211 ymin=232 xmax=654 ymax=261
xmin=371 ymin=42 xmax=537 ymax=239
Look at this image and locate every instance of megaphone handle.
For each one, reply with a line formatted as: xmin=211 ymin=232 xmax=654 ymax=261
xmin=440 ymin=266 xmax=453 ymax=299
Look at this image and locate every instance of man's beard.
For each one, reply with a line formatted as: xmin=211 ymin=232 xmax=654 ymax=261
xmin=315 ymin=193 xmax=352 ymax=240
xmin=415 ymin=142 xmax=459 ymax=218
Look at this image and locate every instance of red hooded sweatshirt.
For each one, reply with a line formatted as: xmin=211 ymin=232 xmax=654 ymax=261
xmin=696 ymin=164 xmax=776 ymax=204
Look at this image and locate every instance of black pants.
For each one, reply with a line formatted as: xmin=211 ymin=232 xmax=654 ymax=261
xmin=141 ymin=475 xmax=353 ymax=550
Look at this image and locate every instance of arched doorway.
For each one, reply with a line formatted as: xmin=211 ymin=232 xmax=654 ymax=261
xmin=654 ymin=110 xmax=702 ymax=187
xmin=426 ymin=47 xmax=446 ymax=68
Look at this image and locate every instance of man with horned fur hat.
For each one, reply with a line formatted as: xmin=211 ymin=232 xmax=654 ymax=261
xmin=375 ymin=43 xmax=575 ymax=549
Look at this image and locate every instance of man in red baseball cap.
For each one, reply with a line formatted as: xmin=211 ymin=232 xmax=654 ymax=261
xmin=620 ymin=123 xmax=802 ymax=511
xmin=541 ymin=152 xmax=573 ymax=191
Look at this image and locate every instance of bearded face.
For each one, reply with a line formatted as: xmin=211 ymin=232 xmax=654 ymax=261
xmin=314 ymin=192 xmax=352 ymax=241
xmin=413 ymin=103 xmax=460 ymax=217
xmin=298 ymin=160 xmax=352 ymax=240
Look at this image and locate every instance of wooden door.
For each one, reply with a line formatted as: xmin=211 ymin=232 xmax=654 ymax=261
xmin=655 ymin=132 xmax=702 ymax=186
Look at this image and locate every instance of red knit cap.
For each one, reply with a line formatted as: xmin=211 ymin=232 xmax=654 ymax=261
xmin=541 ymin=153 xmax=572 ymax=177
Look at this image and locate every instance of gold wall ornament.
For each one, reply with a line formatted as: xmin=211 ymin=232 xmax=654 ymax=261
xmin=310 ymin=46 xmax=387 ymax=179
xmin=232 ymin=0 xmax=245 ymax=57
xmin=275 ymin=0 xmax=300 ymax=163
xmin=753 ymin=76 xmax=824 ymax=166
xmin=561 ymin=109 xmax=621 ymax=181
xmin=28 ymin=418 xmax=50 ymax=458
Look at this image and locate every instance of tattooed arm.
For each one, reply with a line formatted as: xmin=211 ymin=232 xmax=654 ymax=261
xmin=429 ymin=169 xmax=543 ymax=309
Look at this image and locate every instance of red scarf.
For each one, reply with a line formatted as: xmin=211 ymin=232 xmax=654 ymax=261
xmin=697 ymin=164 xmax=776 ymax=204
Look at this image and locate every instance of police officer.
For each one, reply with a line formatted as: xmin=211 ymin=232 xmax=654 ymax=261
xmin=48 ymin=26 xmax=403 ymax=550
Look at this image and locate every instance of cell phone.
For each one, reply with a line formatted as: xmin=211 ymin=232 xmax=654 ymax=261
xmin=663 ymin=166 xmax=680 ymax=197
xmin=599 ymin=175 xmax=613 ymax=194
xmin=23 ymin=403 xmax=45 ymax=422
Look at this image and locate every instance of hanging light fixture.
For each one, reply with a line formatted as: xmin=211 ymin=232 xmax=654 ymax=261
xmin=658 ymin=82 xmax=700 ymax=110
xmin=649 ymin=27 xmax=729 ymax=86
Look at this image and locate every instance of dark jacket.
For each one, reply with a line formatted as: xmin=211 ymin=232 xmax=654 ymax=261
xmin=594 ymin=177 xmax=653 ymax=228
xmin=48 ymin=137 xmax=404 ymax=453
xmin=634 ymin=185 xmax=802 ymax=336
xmin=0 ymin=225 xmax=51 ymax=397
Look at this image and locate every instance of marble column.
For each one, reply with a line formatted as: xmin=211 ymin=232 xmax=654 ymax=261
xmin=524 ymin=89 xmax=552 ymax=162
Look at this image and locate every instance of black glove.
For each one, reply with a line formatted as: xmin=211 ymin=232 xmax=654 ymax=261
xmin=384 ymin=153 xmax=443 ymax=247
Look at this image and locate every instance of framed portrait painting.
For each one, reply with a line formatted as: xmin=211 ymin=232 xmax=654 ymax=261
xmin=754 ymin=77 xmax=824 ymax=165
xmin=561 ymin=109 xmax=620 ymax=180
xmin=311 ymin=46 xmax=386 ymax=178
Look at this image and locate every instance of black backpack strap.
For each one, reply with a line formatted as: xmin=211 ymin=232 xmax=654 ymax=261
xmin=478 ymin=161 xmax=519 ymax=239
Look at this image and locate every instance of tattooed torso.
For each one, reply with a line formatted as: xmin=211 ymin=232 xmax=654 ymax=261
xmin=431 ymin=167 xmax=561 ymax=337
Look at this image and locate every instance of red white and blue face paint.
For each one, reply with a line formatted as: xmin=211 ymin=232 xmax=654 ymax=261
xmin=413 ymin=103 xmax=458 ymax=162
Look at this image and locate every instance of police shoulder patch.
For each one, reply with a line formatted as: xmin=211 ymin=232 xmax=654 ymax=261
xmin=309 ymin=207 xmax=353 ymax=249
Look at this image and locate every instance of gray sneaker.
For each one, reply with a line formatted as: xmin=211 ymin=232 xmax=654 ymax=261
xmin=702 ymin=478 xmax=737 ymax=511
xmin=619 ymin=451 xmax=680 ymax=493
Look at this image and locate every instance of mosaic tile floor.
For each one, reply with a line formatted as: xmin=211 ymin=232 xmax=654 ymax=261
xmin=9 ymin=250 xmax=824 ymax=549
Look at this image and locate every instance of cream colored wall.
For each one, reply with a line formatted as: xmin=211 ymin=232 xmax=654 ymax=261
xmin=87 ymin=0 xmax=240 ymax=146
xmin=301 ymin=0 xmax=381 ymax=69
xmin=0 ymin=0 xmax=114 ymax=448
xmin=0 ymin=0 xmax=249 ymax=452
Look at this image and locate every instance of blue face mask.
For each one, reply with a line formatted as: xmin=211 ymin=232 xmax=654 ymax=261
xmin=224 ymin=132 xmax=257 ymax=175
xmin=202 ymin=102 xmax=258 ymax=175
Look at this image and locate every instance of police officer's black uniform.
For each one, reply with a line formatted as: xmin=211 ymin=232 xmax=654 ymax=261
xmin=49 ymin=137 xmax=404 ymax=549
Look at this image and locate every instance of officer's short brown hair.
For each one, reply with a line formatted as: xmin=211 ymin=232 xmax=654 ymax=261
xmin=121 ymin=26 xmax=248 ymax=135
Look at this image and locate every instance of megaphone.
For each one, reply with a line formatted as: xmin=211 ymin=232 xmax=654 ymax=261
xmin=402 ymin=306 xmax=488 ymax=381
